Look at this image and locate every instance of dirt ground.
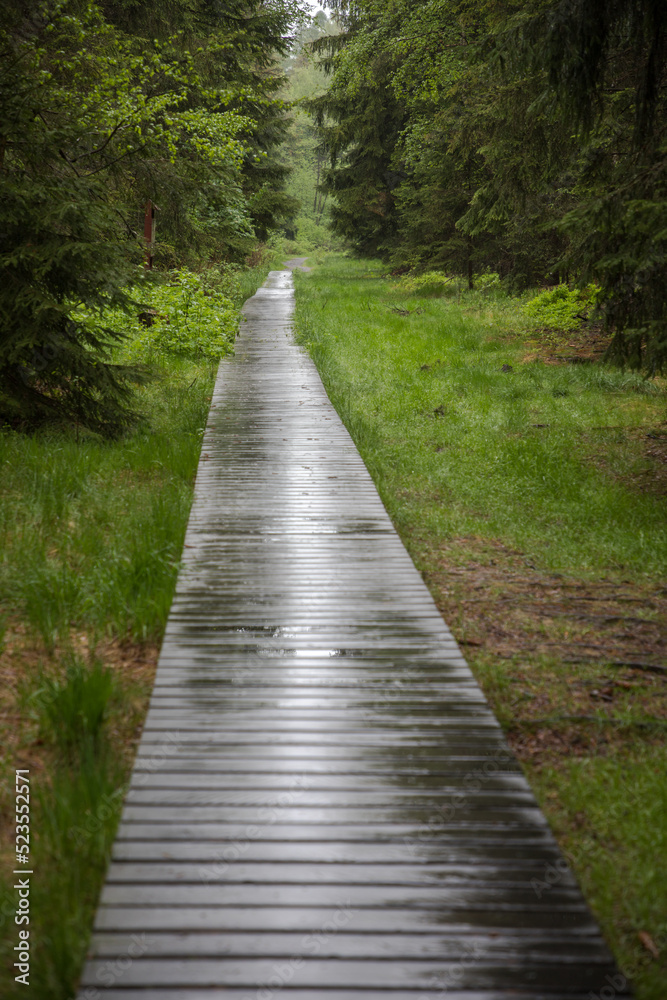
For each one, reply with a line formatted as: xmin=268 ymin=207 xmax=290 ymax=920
xmin=0 ymin=628 xmax=157 ymax=877
xmin=421 ymin=536 xmax=667 ymax=767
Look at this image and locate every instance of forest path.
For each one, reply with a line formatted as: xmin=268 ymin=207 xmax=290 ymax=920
xmin=282 ymin=256 xmax=312 ymax=271
xmin=78 ymin=270 xmax=626 ymax=999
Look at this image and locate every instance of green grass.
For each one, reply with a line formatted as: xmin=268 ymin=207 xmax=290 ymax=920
xmin=294 ymin=255 xmax=666 ymax=577
xmin=292 ymin=252 xmax=667 ymax=999
xmin=1 ymin=663 xmax=128 ymax=1000
xmin=0 ymin=354 xmax=213 ymax=648
xmin=0 ymin=351 xmax=214 ymax=998
xmin=530 ymin=747 xmax=667 ymax=998
xmin=0 ymin=248 xmax=285 ymax=649
xmin=30 ymin=656 xmax=116 ymax=753
xmin=0 ymin=254 xmax=275 ymax=998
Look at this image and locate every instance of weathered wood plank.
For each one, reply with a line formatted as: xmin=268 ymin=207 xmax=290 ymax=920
xmin=92 ymin=904 xmax=601 ymax=934
xmin=73 ymin=991 xmax=614 ymax=1000
xmin=77 ymin=270 xmax=629 ymax=999
xmin=79 ymin=956 xmax=619 ymax=991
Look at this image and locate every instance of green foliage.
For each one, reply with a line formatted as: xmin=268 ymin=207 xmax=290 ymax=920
xmin=523 ymin=284 xmax=599 ymax=331
xmin=0 ymin=347 xmax=216 ymax=644
xmin=101 ymin=0 xmax=307 ymax=253
xmin=2 ymin=658 xmax=127 ymax=999
xmin=0 ymin=0 xmax=308 ymax=434
xmin=508 ymin=0 xmax=667 ymax=371
xmin=306 ymin=7 xmax=409 ymax=256
xmin=305 ymin=0 xmax=667 ymax=368
xmin=475 ymin=270 xmax=503 ymax=292
xmin=132 ymin=274 xmax=238 ymax=360
xmin=32 ymin=657 xmax=115 ymax=752
xmin=294 ymin=255 xmax=667 ymax=575
xmin=395 ymin=271 xmax=461 ymax=297
xmin=281 ymin=11 xmax=341 ymax=232
xmin=77 ymin=270 xmax=238 ymax=363
xmin=285 ymin=215 xmax=347 ymax=253
xmin=531 ymin=748 xmax=667 ymax=1000
xmin=25 ymin=748 xmax=125 ymax=999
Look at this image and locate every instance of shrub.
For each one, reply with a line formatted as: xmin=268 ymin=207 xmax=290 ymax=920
xmin=523 ymin=283 xmax=599 ymax=331
xmin=395 ymin=271 xmax=461 ymax=296
xmin=77 ymin=269 xmax=238 ymax=364
xmin=475 ymin=270 xmax=503 ymax=292
xmin=295 ymin=216 xmax=347 ymax=252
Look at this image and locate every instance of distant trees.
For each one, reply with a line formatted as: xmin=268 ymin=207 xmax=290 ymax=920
xmin=514 ymin=0 xmax=667 ymax=370
xmin=0 ymin=0 xmax=305 ymax=433
xmin=280 ymin=10 xmax=342 ymax=240
xmin=309 ymin=0 xmax=667 ymax=369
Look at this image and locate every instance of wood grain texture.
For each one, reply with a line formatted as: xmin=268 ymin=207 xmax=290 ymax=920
xmin=78 ymin=271 xmax=629 ymax=999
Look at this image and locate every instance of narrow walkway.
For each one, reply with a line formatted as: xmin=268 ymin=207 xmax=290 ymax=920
xmin=79 ymin=272 xmax=627 ymax=999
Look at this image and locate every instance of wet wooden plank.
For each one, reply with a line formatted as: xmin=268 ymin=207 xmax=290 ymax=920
xmin=88 ymin=929 xmax=613 ymax=960
xmin=79 ymin=956 xmax=619 ymax=992
xmin=78 ymin=270 xmax=629 ymax=999
xmin=98 ymin=883 xmax=587 ymax=909
xmin=126 ymin=773 xmax=530 ymax=791
xmin=74 ymin=992 xmax=618 ymax=1000
xmin=110 ymin=840 xmax=572 ymax=864
xmin=114 ymin=821 xmax=557 ymax=843
xmin=73 ymin=992 xmax=617 ymax=1000
xmin=104 ymin=861 xmax=573 ymax=886
xmin=92 ymin=904 xmax=601 ymax=934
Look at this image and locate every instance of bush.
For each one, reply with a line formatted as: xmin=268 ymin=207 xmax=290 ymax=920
xmin=475 ymin=270 xmax=503 ymax=293
xmin=394 ymin=271 xmax=461 ymax=296
xmin=76 ymin=269 xmax=238 ymax=363
xmin=296 ymin=216 xmax=347 ymax=252
xmin=523 ymin=283 xmax=599 ymax=331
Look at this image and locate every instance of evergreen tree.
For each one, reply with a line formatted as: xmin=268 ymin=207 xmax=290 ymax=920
xmin=307 ymin=1 xmax=513 ymax=273
xmin=308 ymin=0 xmax=667 ymax=368
xmin=509 ymin=0 xmax=667 ymax=368
xmin=0 ymin=0 xmax=308 ymax=434
xmin=307 ymin=4 xmax=408 ymax=256
xmin=282 ymin=11 xmax=340 ymax=226
xmin=0 ymin=2 xmax=153 ymax=434
xmin=100 ymin=0 xmax=305 ymax=258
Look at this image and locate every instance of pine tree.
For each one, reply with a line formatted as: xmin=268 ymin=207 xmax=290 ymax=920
xmin=307 ymin=7 xmax=408 ymax=257
xmin=0 ymin=0 xmax=307 ymax=434
xmin=510 ymin=0 xmax=667 ymax=368
xmin=0 ymin=2 xmax=149 ymax=434
xmin=310 ymin=0 xmax=667 ymax=368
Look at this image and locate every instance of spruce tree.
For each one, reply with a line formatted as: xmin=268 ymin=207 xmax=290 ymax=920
xmin=0 ymin=1 xmax=148 ymax=434
xmin=0 ymin=0 xmax=307 ymax=434
xmin=513 ymin=0 xmax=667 ymax=369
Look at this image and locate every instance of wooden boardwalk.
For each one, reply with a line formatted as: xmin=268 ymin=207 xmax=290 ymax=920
xmin=79 ymin=270 xmax=628 ymax=1000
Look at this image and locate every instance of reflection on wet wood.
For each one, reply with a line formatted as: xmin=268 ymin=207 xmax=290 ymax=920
xmin=79 ymin=271 xmax=629 ymax=1000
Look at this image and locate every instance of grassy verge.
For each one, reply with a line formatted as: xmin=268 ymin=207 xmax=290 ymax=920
xmin=293 ymin=253 xmax=667 ymax=999
xmin=0 ymin=255 xmax=276 ymax=998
